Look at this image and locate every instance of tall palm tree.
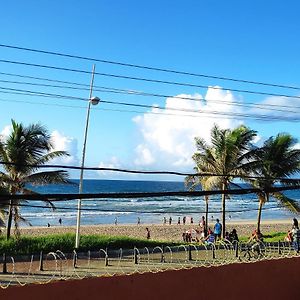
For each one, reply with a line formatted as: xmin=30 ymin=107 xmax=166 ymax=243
xmin=248 ymin=133 xmax=300 ymax=232
xmin=191 ymin=124 xmax=257 ymax=237
xmin=0 ymin=120 xmax=71 ymax=239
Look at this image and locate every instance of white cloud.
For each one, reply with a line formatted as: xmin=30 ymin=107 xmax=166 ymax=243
xmin=249 ymin=96 xmax=300 ymax=118
xmin=0 ymin=125 xmax=12 ymax=141
xmin=132 ymin=87 xmax=243 ymax=170
xmin=293 ymin=143 xmax=300 ymax=150
xmin=50 ymin=130 xmax=78 ymax=165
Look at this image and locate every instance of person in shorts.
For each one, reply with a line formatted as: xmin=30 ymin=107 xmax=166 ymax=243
xmin=214 ymin=219 xmax=222 ymax=240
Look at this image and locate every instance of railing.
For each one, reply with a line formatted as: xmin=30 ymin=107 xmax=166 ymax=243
xmin=0 ymin=241 xmax=299 ymax=288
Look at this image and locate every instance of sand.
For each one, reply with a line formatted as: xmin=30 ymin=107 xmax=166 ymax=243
xmin=19 ymin=219 xmax=293 ymax=242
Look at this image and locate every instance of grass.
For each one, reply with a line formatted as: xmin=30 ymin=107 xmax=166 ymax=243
xmin=0 ymin=231 xmax=288 ymax=255
xmin=0 ymin=234 xmax=176 ymax=255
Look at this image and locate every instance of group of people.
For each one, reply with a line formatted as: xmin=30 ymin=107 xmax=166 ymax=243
xmin=182 ymin=216 xmax=239 ymax=244
xmin=164 ymin=216 xmax=194 ymax=225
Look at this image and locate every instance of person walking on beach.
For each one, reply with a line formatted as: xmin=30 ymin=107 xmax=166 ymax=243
xmin=183 ymin=216 xmax=186 ymax=225
xmin=214 ymin=219 xmax=222 ymax=240
xmin=199 ymin=216 xmax=206 ymax=237
xmin=137 ymin=217 xmax=141 ymax=225
xmin=59 ymin=218 xmax=62 ymax=225
xmin=114 ymin=217 xmax=118 ymax=225
xmin=190 ymin=217 xmax=194 ymax=224
xmin=291 ymin=221 xmax=300 ymax=252
xmin=146 ymin=227 xmax=151 ymax=239
xmin=177 ymin=217 xmax=181 ymax=225
xmin=163 ymin=217 xmax=167 ymax=225
xmin=293 ymin=218 xmax=298 ymax=228
xmin=169 ymin=217 xmax=172 ymax=225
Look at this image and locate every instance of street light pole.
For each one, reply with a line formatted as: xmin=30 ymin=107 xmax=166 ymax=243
xmin=75 ymin=64 xmax=99 ymax=249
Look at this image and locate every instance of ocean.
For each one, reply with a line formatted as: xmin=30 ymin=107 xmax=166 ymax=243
xmin=21 ymin=179 xmax=300 ymax=227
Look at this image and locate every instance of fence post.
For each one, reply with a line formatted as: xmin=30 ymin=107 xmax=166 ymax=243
xmin=134 ymin=248 xmax=138 ymax=264
xmin=73 ymin=250 xmax=77 ymax=268
xmin=39 ymin=251 xmax=44 ymax=271
xmin=212 ymin=245 xmax=216 ymax=259
xmin=188 ymin=245 xmax=192 ymax=261
xmin=2 ymin=253 xmax=7 ymax=274
xmin=105 ymin=253 xmax=109 ymax=266
xmin=277 ymin=241 xmax=281 ymax=255
xmin=235 ymin=242 xmax=239 ymax=258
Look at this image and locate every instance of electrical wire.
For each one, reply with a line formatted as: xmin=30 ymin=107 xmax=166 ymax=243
xmin=0 ymin=86 xmax=299 ymax=122
xmin=1 ymin=161 xmax=300 ymax=181
xmin=15 ymin=202 xmax=283 ymax=214
xmin=0 ymin=186 xmax=299 ymax=202
xmin=1 ymin=77 xmax=300 ymax=114
xmin=1 ymin=59 xmax=300 ymax=101
xmin=1 ymin=43 xmax=300 ymax=91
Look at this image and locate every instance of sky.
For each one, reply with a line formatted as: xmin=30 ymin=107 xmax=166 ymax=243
xmin=0 ymin=0 xmax=300 ymax=180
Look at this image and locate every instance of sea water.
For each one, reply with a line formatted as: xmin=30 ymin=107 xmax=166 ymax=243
xmin=20 ymin=179 xmax=300 ymax=227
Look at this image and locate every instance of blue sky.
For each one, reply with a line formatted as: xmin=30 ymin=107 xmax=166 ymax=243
xmin=0 ymin=1 xmax=300 ymax=180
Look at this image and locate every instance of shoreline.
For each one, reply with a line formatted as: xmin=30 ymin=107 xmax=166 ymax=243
xmin=18 ymin=219 xmax=293 ymax=242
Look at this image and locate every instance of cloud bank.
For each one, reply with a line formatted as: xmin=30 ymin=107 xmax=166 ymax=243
xmin=132 ymin=87 xmax=243 ymax=171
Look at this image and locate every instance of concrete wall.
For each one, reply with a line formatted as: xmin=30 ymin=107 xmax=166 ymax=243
xmin=1 ymin=257 xmax=299 ymax=300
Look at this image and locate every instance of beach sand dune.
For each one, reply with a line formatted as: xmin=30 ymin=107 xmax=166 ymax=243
xmin=19 ymin=219 xmax=292 ymax=242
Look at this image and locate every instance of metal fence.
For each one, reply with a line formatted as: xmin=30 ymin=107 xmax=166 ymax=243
xmin=0 ymin=240 xmax=299 ymax=288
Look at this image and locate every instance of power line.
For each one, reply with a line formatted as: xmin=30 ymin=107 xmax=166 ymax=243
xmin=0 ymin=86 xmax=299 ymax=122
xmin=2 ymin=58 xmax=300 ymax=101
xmin=1 ymin=77 xmax=300 ymax=114
xmin=1 ymin=161 xmax=300 ymax=182
xmin=16 ymin=202 xmax=283 ymax=215
xmin=1 ymin=43 xmax=300 ymax=91
xmin=0 ymin=185 xmax=299 ymax=202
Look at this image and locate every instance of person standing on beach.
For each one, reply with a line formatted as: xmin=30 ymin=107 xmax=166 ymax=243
xmin=163 ymin=217 xmax=167 ymax=225
xmin=146 ymin=227 xmax=151 ymax=239
xmin=214 ymin=219 xmax=222 ymax=240
xmin=169 ymin=217 xmax=172 ymax=225
xmin=183 ymin=216 xmax=186 ymax=225
xmin=114 ymin=217 xmax=118 ymax=225
xmin=137 ymin=217 xmax=141 ymax=225
xmin=199 ymin=216 xmax=206 ymax=237
xmin=59 ymin=218 xmax=62 ymax=225
xmin=291 ymin=221 xmax=300 ymax=252
xmin=293 ymin=218 xmax=298 ymax=228
xmin=177 ymin=217 xmax=181 ymax=225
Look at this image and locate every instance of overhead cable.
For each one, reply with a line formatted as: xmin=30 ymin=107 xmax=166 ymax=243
xmin=1 ymin=43 xmax=300 ymax=91
xmin=1 ymin=59 xmax=300 ymax=100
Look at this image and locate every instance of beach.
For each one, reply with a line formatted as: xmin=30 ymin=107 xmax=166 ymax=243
xmin=19 ymin=219 xmax=292 ymax=242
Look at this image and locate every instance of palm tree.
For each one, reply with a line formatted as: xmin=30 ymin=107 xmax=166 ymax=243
xmin=248 ymin=133 xmax=300 ymax=232
xmin=0 ymin=120 xmax=71 ymax=239
xmin=191 ymin=124 xmax=257 ymax=237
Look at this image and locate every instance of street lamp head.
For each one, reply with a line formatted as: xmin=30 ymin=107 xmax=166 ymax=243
xmin=90 ymin=96 xmax=100 ymax=105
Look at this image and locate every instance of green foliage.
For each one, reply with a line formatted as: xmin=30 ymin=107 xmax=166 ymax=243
xmin=0 ymin=234 xmax=175 ymax=255
xmin=262 ymin=232 xmax=286 ymax=242
xmin=0 ymin=119 xmax=71 ymax=239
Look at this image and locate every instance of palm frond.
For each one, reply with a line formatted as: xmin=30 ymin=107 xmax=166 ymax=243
xmin=25 ymin=170 xmax=71 ymax=185
xmin=272 ymin=192 xmax=300 ymax=213
xmin=34 ymin=151 xmax=70 ymax=165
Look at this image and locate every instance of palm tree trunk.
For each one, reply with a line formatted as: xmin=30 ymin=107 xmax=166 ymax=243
xmin=6 ymin=200 xmax=13 ymax=240
xmin=257 ymin=200 xmax=263 ymax=232
xmin=205 ymin=195 xmax=208 ymax=234
xmin=222 ymin=183 xmax=226 ymax=238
